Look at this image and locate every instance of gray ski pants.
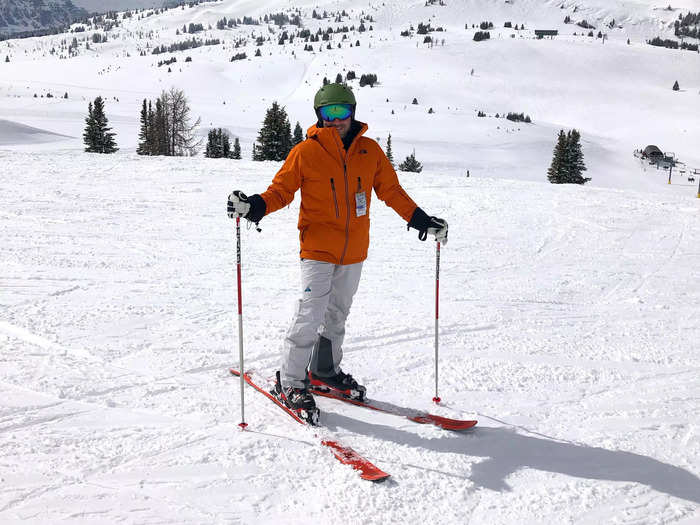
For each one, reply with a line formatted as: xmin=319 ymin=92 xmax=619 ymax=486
xmin=280 ymin=259 xmax=363 ymax=389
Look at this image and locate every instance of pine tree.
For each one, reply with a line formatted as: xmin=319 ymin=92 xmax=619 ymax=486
xmin=255 ymin=101 xmax=293 ymax=161
xmin=547 ymin=130 xmax=568 ymax=184
xmin=83 ymin=96 xmax=117 ymax=153
xmin=547 ymin=129 xmax=589 ymax=184
xmin=252 ymin=142 xmax=264 ymax=161
xmin=146 ymin=100 xmax=156 ymax=155
xmin=231 ymin=137 xmax=241 ymax=159
xmin=154 ymin=98 xmax=168 ymax=155
xmin=137 ymin=99 xmax=150 ymax=155
xmin=139 ymin=89 xmax=199 ymax=157
xmin=281 ymin=117 xmax=292 ymax=158
xmin=398 ymin=149 xmax=423 ymax=172
xmin=673 ymin=80 xmax=680 ymax=91
xmin=386 ymin=133 xmax=394 ymax=167
xmin=5 ymin=55 xmax=9 ymax=62
xmin=221 ymin=129 xmax=231 ymax=158
xmin=205 ymin=128 xmax=232 ymax=158
xmin=205 ymin=129 xmax=216 ymax=158
xmin=293 ymin=121 xmax=304 ymax=146
xmin=566 ymin=129 xmax=590 ymax=184
xmin=83 ymin=101 xmax=98 ymax=152
xmin=94 ymin=97 xmax=118 ymax=153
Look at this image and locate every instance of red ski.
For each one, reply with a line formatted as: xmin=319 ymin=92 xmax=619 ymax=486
xmin=309 ymin=387 xmax=477 ymax=431
xmin=230 ymin=369 xmax=390 ymax=482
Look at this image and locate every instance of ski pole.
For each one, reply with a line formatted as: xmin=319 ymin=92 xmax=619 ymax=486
xmin=236 ymin=217 xmax=248 ymax=429
xmin=433 ymin=241 xmax=441 ymax=404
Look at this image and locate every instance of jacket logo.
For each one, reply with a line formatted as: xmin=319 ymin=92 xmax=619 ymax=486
xmin=359 ymin=149 xmax=368 ymax=154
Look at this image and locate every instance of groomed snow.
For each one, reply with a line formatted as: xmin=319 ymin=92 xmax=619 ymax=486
xmin=1 ymin=151 xmax=698 ymax=523
xmin=1 ymin=0 xmax=699 ymax=522
xmin=0 ymin=119 xmax=72 ymax=145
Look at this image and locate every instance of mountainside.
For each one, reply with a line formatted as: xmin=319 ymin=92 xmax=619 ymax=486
xmin=1 ymin=0 xmax=698 ymax=192
xmin=0 ymin=0 xmax=86 ymax=37
xmin=1 ymin=1 xmax=699 ymax=522
xmin=70 ymin=0 xmax=159 ymax=13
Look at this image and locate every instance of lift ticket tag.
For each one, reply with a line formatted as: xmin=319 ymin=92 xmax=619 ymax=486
xmin=355 ymin=191 xmax=367 ymax=217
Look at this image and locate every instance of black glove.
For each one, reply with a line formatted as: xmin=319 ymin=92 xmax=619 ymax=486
xmin=407 ymin=207 xmax=448 ymax=245
xmin=226 ymin=191 xmax=266 ymax=223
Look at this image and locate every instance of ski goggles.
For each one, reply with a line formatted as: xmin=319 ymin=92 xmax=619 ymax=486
xmin=318 ymin=103 xmax=353 ymax=122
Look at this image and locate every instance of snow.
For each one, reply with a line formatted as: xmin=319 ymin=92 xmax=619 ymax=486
xmin=1 ymin=0 xmax=699 ymax=522
xmin=0 ymin=118 xmax=72 ymax=145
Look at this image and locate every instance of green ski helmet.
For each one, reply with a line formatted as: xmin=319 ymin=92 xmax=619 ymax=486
xmin=313 ymin=82 xmax=356 ymax=108
xmin=314 ymin=83 xmax=356 ymax=125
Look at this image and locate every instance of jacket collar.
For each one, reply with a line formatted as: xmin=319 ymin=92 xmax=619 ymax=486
xmin=307 ymin=120 xmax=368 ymax=160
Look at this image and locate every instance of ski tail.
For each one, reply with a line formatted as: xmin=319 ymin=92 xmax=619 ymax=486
xmin=230 ymin=368 xmax=306 ymax=424
xmin=309 ymin=387 xmax=477 ymax=431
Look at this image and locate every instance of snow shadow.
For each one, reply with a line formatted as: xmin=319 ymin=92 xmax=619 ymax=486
xmin=324 ymin=413 xmax=700 ymax=503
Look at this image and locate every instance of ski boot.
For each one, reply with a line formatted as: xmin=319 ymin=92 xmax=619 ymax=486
xmin=272 ymin=371 xmax=320 ymax=425
xmin=308 ymin=370 xmax=366 ymax=401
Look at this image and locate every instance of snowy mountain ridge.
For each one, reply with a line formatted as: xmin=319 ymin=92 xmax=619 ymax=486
xmin=0 ymin=0 xmax=87 ymax=37
xmin=2 ymin=0 xmax=698 ymax=192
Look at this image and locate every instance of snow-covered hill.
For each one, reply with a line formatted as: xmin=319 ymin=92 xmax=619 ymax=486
xmin=1 ymin=1 xmax=699 ymax=523
xmin=70 ymin=0 xmax=160 ymax=13
xmin=1 ymin=0 xmax=699 ymax=193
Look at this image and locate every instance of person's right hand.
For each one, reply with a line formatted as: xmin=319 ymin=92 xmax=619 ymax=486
xmin=227 ymin=190 xmax=251 ymax=219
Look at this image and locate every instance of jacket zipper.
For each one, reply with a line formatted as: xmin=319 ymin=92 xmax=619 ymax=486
xmin=334 ymin=133 xmax=358 ymax=266
xmin=357 ymin=176 xmax=362 ymax=192
xmin=339 ymin=162 xmax=351 ymax=264
xmin=330 ymin=178 xmax=339 ymax=218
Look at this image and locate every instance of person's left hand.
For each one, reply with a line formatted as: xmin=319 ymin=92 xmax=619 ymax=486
xmin=426 ymin=216 xmax=448 ymax=245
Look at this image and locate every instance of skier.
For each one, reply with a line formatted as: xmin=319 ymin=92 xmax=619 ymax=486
xmin=227 ymin=83 xmax=448 ymax=424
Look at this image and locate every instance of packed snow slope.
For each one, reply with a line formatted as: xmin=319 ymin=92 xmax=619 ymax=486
xmin=1 ymin=151 xmax=699 ymax=523
xmin=0 ymin=0 xmax=699 ymax=193
xmin=0 ymin=118 xmax=72 ymax=144
xmin=1 ymin=0 xmax=700 ymax=523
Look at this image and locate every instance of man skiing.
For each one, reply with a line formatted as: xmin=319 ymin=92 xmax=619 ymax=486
xmin=227 ymin=83 xmax=447 ymax=424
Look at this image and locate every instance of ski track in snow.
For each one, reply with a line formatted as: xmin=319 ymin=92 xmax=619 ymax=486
xmin=0 ymin=151 xmax=698 ymax=523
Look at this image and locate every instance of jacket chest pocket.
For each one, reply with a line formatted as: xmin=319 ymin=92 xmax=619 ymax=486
xmin=300 ymin=167 xmax=341 ymax=219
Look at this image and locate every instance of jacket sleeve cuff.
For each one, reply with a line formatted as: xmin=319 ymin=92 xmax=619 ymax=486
xmin=407 ymin=207 xmax=430 ymax=232
xmin=246 ymin=194 xmax=267 ymax=223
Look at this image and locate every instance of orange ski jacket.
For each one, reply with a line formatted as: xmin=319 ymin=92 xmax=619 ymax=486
xmin=259 ymin=122 xmax=418 ymax=265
